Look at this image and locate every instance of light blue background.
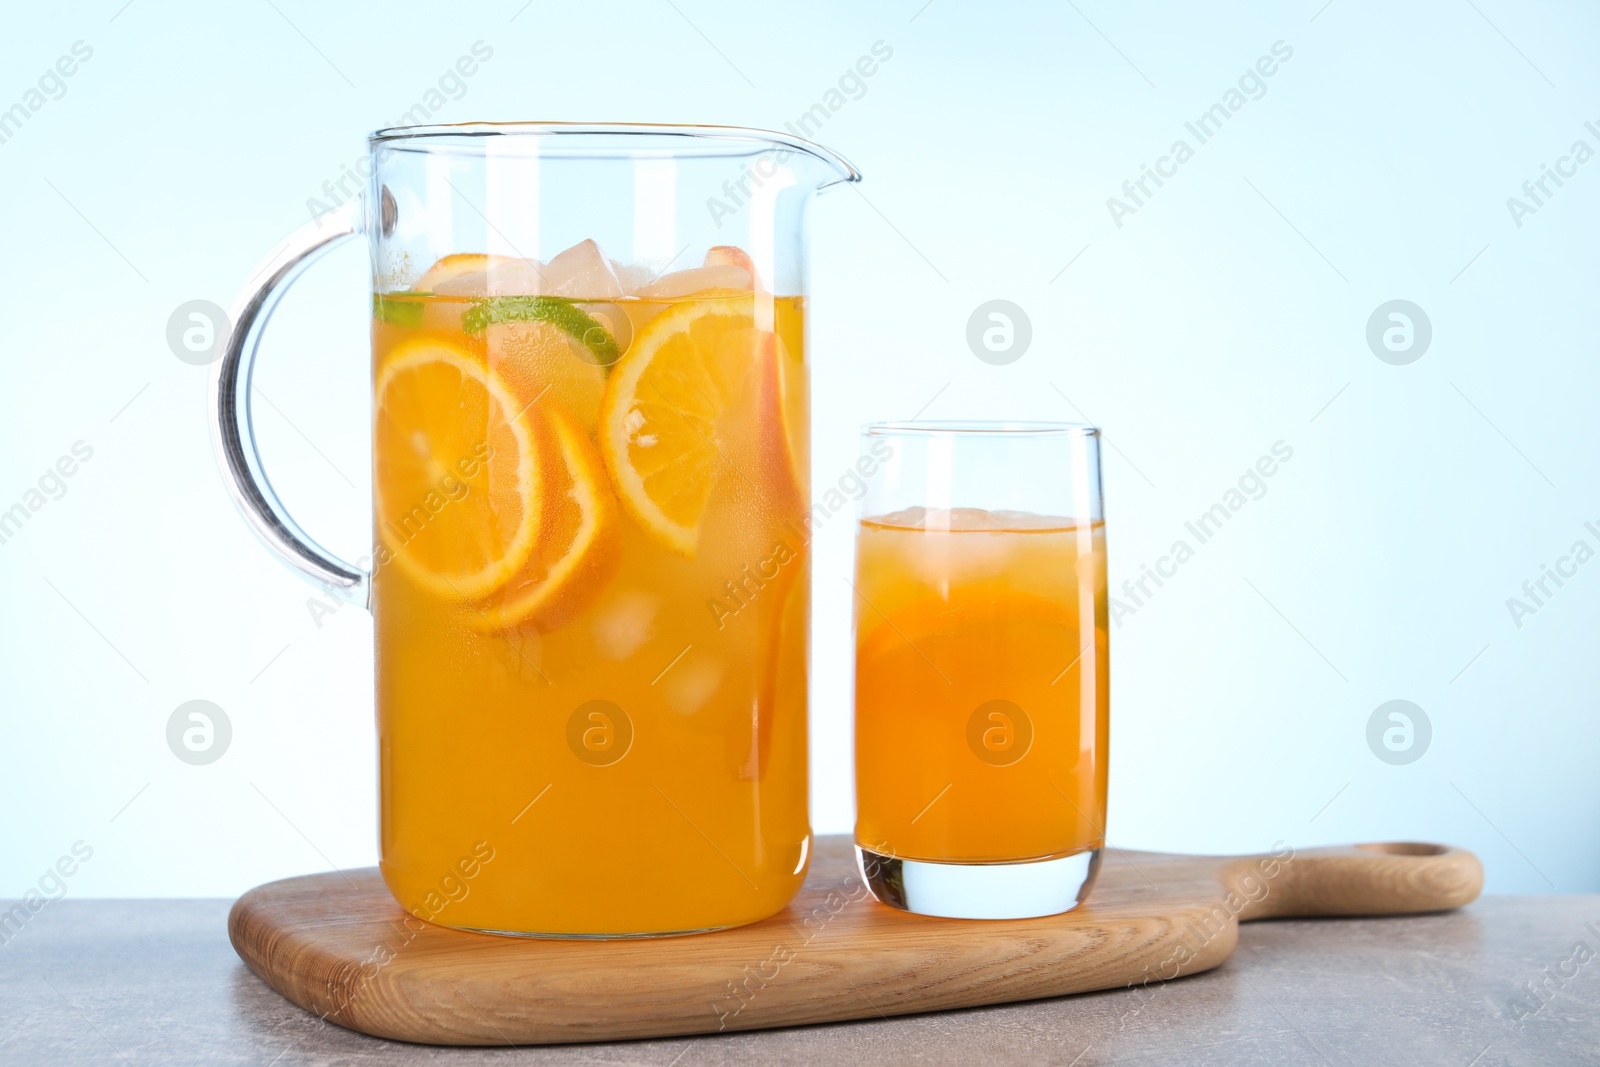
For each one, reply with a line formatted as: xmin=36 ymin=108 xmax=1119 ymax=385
xmin=2 ymin=0 xmax=1596 ymax=899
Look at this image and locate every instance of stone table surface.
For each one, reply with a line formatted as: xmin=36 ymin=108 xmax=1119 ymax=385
xmin=1 ymin=896 xmax=1598 ymax=1065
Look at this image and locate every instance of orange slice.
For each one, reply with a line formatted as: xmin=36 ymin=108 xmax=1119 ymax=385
xmin=413 ymin=253 xmax=512 ymax=292
xmin=375 ymin=337 xmax=540 ymax=599
xmin=597 ymin=296 xmax=797 ymax=556
xmin=474 ymin=407 xmax=621 ymax=631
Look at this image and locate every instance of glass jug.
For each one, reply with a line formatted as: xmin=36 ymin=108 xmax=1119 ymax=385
xmin=210 ymin=123 xmax=858 ymax=937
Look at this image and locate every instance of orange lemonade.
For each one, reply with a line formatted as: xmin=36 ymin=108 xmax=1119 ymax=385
xmin=370 ymin=244 xmax=811 ymax=935
xmin=854 ymin=507 xmax=1108 ymax=864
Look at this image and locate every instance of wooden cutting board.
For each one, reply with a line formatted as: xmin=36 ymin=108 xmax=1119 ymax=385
xmin=229 ymin=835 xmax=1481 ymax=1047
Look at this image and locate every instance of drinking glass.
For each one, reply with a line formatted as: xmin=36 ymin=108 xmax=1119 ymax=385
xmin=851 ymin=422 xmax=1108 ymax=919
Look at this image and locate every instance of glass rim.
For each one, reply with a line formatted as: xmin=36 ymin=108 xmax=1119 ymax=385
xmin=365 ymin=121 xmax=861 ymax=183
xmin=862 ymin=420 xmax=1101 ymax=438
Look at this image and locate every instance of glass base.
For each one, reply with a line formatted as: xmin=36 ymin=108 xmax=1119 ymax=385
xmin=856 ymin=845 xmax=1102 ymax=920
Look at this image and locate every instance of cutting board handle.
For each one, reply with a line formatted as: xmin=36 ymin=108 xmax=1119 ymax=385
xmin=1222 ymin=842 xmax=1483 ymax=921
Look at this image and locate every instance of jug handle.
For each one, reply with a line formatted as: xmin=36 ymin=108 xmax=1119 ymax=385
xmin=209 ymin=201 xmax=370 ymax=609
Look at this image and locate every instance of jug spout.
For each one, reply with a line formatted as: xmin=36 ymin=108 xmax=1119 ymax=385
xmin=761 ymin=129 xmax=862 ymax=191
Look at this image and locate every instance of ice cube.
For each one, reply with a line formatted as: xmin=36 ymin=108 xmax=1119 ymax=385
xmin=871 ymin=506 xmax=928 ymax=529
xmin=611 ymin=258 xmax=659 ymax=295
xmin=592 ymin=589 xmax=657 ymax=660
xmin=431 ymin=258 xmax=548 ymax=297
xmin=541 ymin=239 xmax=625 ymax=299
xmin=486 ymin=259 xmax=550 ymax=295
xmin=950 ymin=507 xmax=1003 ymax=530
xmin=431 ymin=270 xmax=489 ymax=295
xmin=635 ymin=263 xmax=752 ymax=299
xmin=662 ymin=658 xmax=722 ymax=716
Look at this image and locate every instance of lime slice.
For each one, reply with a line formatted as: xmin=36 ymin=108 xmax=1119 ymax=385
xmin=373 ymin=293 xmax=425 ymax=329
xmin=462 ymin=296 xmax=621 ymax=368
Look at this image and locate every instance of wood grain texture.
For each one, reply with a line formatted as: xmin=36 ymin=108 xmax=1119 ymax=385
xmin=228 ymin=835 xmax=1482 ymax=1047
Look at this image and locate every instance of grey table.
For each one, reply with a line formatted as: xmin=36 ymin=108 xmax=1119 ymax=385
xmin=1 ymin=896 xmax=1597 ymax=1065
